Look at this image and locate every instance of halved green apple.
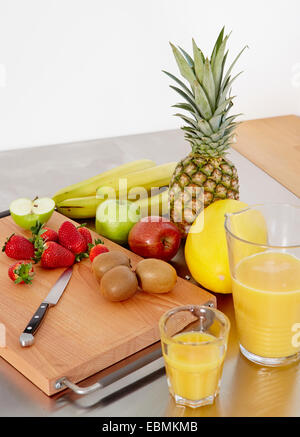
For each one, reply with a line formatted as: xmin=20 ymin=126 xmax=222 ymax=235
xmin=10 ymin=197 xmax=55 ymax=230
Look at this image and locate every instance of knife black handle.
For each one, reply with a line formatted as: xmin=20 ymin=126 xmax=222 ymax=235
xmin=19 ymin=302 xmax=50 ymax=347
xmin=0 ymin=209 xmax=10 ymax=218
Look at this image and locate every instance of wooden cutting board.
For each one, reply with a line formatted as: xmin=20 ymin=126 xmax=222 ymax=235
xmin=0 ymin=212 xmax=216 ymax=396
xmin=233 ymin=115 xmax=300 ymax=198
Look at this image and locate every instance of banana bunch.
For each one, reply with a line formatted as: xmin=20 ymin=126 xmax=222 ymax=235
xmin=53 ymin=159 xmax=156 ymax=204
xmin=54 ymin=160 xmax=174 ymax=219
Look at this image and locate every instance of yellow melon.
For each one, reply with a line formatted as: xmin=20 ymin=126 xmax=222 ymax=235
xmin=185 ymin=199 xmax=248 ymax=294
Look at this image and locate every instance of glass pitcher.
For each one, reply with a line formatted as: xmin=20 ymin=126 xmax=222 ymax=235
xmin=224 ymin=203 xmax=300 ymax=366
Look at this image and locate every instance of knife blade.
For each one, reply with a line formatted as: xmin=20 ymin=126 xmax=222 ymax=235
xmin=19 ymin=266 xmax=73 ymax=347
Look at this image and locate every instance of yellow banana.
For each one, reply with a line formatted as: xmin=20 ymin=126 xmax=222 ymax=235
xmin=134 ymin=189 xmax=170 ymax=218
xmin=96 ymin=162 xmax=177 ymax=199
xmin=52 ymin=159 xmax=156 ymax=204
xmin=56 ymin=196 xmax=102 ymax=219
xmin=57 ymin=190 xmax=171 ymax=220
xmin=56 ymin=163 xmax=175 ymax=219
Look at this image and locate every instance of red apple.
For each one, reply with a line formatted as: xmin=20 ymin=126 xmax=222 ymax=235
xmin=128 ymin=216 xmax=181 ymax=261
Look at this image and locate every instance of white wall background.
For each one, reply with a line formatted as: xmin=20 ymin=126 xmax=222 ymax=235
xmin=0 ymin=0 xmax=299 ymax=152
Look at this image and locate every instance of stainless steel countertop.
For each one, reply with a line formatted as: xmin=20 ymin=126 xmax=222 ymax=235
xmin=0 ymin=128 xmax=299 ymax=417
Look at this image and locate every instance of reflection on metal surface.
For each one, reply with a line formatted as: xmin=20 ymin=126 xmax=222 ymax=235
xmin=55 ymin=274 xmax=300 ymax=416
xmin=56 ymin=355 xmax=164 ymax=399
xmin=55 ymin=343 xmax=165 ymax=409
xmin=164 ymin=341 xmax=300 ymax=417
xmin=61 ymin=367 xmax=166 ymax=410
xmin=164 ymin=396 xmax=225 ymax=417
xmin=163 ymin=293 xmax=300 ymax=417
xmin=54 ymin=291 xmax=300 ymax=417
xmin=229 ymin=356 xmax=300 ymax=417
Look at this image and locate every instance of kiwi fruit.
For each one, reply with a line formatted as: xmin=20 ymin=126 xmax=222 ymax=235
xmin=135 ymin=258 xmax=177 ymax=294
xmin=100 ymin=265 xmax=138 ymax=302
xmin=92 ymin=250 xmax=131 ymax=281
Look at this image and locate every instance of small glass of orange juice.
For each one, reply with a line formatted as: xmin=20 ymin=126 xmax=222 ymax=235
xmin=225 ymin=203 xmax=300 ymax=367
xmin=159 ymin=305 xmax=230 ymax=408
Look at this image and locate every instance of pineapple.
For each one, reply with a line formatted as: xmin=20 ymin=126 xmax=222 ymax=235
xmin=166 ymin=27 xmax=247 ymax=236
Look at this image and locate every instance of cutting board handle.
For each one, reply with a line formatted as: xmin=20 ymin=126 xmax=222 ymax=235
xmin=54 ymin=347 xmax=164 ymax=397
xmin=54 ymin=301 xmax=216 ymax=397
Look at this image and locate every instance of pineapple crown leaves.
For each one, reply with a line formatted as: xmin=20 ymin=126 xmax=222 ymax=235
xmin=164 ymin=27 xmax=248 ymax=156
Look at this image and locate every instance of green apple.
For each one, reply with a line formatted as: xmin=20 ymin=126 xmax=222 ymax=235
xmin=10 ymin=197 xmax=55 ymax=230
xmin=96 ymin=199 xmax=140 ymax=245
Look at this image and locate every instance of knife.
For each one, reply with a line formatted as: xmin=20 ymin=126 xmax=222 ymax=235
xmin=19 ymin=266 xmax=73 ymax=347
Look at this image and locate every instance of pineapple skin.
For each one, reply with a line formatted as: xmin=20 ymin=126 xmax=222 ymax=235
xmin=169 ymin=152 xmax=239 ymax=237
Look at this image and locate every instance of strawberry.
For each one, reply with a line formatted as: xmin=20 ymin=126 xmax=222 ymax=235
xmin=30 ymin=221 xmax=58 ymax=243
xmin=2 ymin=234 xmax=34 ymax=260
xmin=89 ymin=239 xmax=109 ymax=262
xmin=8 ymin=261 xmax=35 ymax=284
xmin=40 ymin=227 xmax=58 ymax=242
xmin=58 ymin=221 xmax=88 ymax=260
xmin=77 ymin=224 xmax=92 ymax=245
xmin=40 ymin=241 xmax=75 ymax=269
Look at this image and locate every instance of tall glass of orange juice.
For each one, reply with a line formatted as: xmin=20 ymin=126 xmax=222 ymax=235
xmin=159 ymin=305 xmax=230 ymax=408
xmin=225 ymin=203 xmax=300 ymax=366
